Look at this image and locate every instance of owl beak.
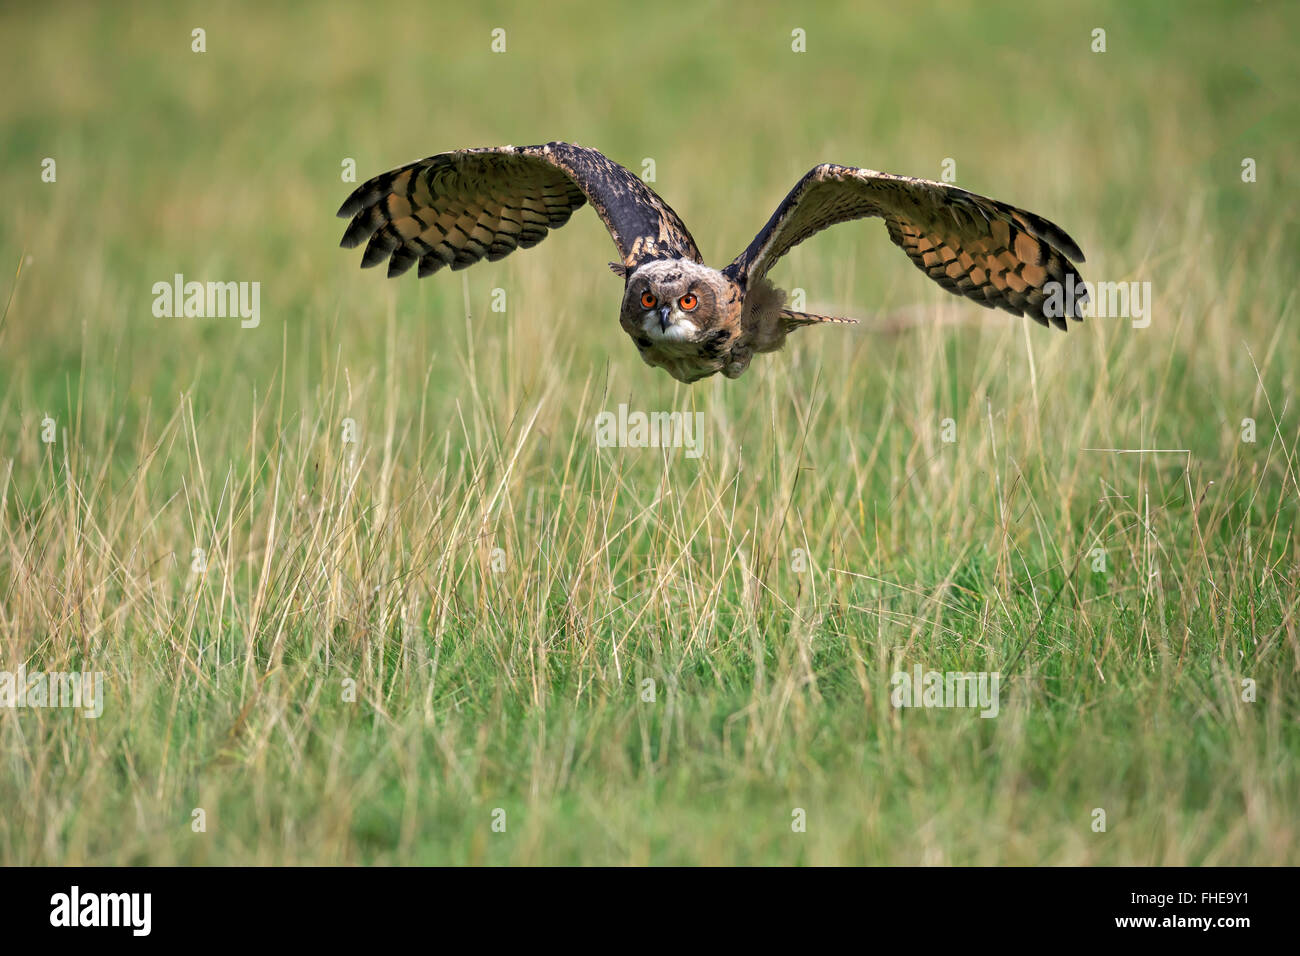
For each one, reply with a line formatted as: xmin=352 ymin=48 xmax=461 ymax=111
xmin=657 ymin=304 xmax=672 ymax=330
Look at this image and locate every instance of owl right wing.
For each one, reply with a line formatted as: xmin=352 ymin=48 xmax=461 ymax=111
xmin=338 ymin=142 xmax=703 ymax=279
xmin=725 ymin=164 xmax=1087 ymax=329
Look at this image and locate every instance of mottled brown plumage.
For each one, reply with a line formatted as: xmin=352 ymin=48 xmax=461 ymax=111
xmin=726 ymin=163 xmax=1088 ymax=330
xmin=338 ymin=143 xmax=700 ymax=277
xmin=339 ymin=142 xmax=1087 ymax=383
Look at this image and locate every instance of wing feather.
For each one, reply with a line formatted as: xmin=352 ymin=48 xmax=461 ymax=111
xmin=338 ymin=143 xmax=702 ymax=279
xmin=725 ymin=165 xmax=1087 ymax=329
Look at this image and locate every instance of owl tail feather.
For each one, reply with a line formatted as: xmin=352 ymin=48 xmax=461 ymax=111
xmin=779 ymin=310 xmax=859 ymax=331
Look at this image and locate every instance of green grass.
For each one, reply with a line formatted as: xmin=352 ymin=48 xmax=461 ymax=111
xmin=1 ymin=0 xmax=1298 ymax=864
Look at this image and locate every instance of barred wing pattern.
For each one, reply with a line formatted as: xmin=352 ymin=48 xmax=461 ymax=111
xmin=338 ymin=142 xmax=702 ymax=278
xmin=725 ymin=165 xmax=1087 ymax=328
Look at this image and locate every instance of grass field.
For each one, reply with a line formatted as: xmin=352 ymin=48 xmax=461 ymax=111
xmin=1 ymin=0 xmax=1298 ymax=865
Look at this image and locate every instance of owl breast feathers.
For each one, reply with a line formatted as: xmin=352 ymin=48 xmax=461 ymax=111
xmin=339 ymin=141 xmax=1086 ymax=383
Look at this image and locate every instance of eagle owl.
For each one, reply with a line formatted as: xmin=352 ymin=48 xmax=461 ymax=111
xmin=339 ymin=142 xmax=1086 ymax=383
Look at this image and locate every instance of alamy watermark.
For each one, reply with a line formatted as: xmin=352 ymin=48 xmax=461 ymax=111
xmin=152 ymin=273 xmax=260 ymax=328
xmin=0 ymin=666 xmax=104 ymax=718
xmin=50 ymin=886 xmax=150 ymax=935
xmin=1044 ymin=274 xmax=1153 ymax=328
xmin=891 ymin=664 xmax=999 ymax=718
xmin=594 ymin=403 xmax=705 ymax=459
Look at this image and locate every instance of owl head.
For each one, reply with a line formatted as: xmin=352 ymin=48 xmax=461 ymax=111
xmin=619 ymin=260 xmax=736 ymax=346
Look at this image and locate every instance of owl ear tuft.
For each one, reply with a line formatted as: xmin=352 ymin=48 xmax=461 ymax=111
xmin=608 ymin=261 xmax=628 ymax=279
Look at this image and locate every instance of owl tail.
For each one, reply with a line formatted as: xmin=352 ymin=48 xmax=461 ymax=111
xmin=779 ymin=309 xmax=859 ymax=331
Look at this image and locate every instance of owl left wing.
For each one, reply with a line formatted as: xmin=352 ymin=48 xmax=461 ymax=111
xmin=724 ymin=164 xmax=1087 ymax=329
xmin=338 ymin=142 xmax=702 ymax=278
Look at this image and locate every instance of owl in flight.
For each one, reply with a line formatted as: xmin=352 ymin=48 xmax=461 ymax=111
xmin=339 ymin=142 xmax=1085 ymax=383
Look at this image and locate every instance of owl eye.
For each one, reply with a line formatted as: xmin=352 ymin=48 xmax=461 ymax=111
xmin=678 ymin=293 xmax=698 ymax=311
xmin=640 ymin=291 xmax=657 ymax=310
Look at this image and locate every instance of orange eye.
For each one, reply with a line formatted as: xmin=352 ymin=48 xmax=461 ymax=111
xmin=679 ymin=293 xmax=698 ymax=311
xmin=640 ymin=291 xmax=657 ymax=310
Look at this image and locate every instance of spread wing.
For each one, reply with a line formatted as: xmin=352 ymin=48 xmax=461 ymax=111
xmin=724 ymin=164 xmax=1087 ymax=329
xmin=338 ymin=142 xmax=702 ymax=279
